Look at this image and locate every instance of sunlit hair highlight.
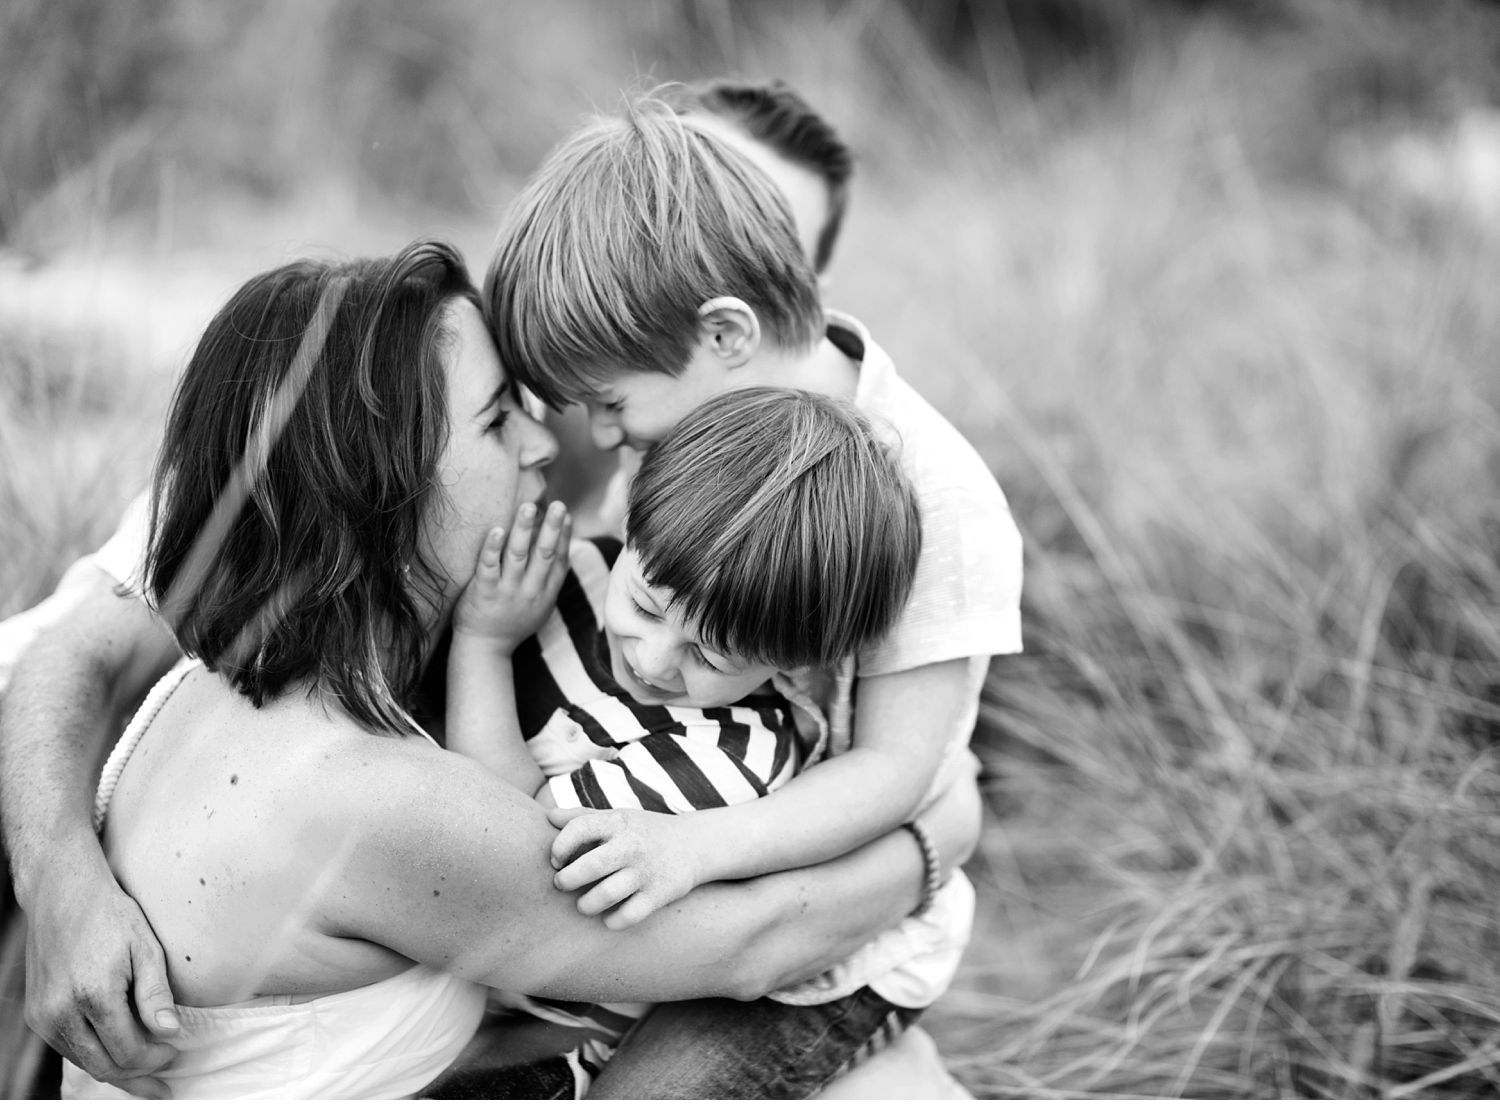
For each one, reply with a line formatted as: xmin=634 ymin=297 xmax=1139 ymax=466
xmin=146 ymin=240 xmax=477 ymax=734
xmin=626 ymin=387 xmax=921 ymax=671
xmin=671 ymin=77 xmax=853 ymax=273
xmin=485 ymin=87 xmax=823 ymax=409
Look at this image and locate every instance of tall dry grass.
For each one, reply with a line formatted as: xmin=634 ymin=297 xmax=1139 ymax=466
xmin=3 ymin=0 xmax=1498 ymax=1099
xmin=868 ymin=6 xmax=1500 ymax=1098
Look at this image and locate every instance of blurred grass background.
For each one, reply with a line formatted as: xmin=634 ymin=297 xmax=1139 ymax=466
xmin=3 ymin=0 xmax=1500 ymax=1099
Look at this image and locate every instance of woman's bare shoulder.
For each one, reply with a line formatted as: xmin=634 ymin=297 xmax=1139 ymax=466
xmin=140 ymin=679 xmax=492 ymax=853
xmin=279 ymin=720 xmax=545 ymax=872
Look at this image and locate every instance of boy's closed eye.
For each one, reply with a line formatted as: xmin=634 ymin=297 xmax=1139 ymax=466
xmin=630 ymin=597 xmax=730 ymax=675
xmin=691 ymin=645 xmax=728 ymax=675
xmin=581 ymin=389 xmax=624 ymax=414
xmin=693 ymin=639 xmax=757 ymax=677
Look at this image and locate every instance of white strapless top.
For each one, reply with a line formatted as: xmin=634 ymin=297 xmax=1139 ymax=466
xmin=64 ymin=659 xmax=486 ymax=1099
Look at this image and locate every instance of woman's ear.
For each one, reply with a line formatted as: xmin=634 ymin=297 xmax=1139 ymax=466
xmin=696 ymin=297 xmax=760 ymax=369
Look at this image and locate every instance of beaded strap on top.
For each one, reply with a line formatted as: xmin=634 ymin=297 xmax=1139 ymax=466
xmin=92 ymin=658 xmax=201 ymax=832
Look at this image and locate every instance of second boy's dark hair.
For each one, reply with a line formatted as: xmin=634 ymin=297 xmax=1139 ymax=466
xmin=673 ymin=78 xmax=853 ymax=273
xmin=627 ymin=386 xmax=921 ymax=671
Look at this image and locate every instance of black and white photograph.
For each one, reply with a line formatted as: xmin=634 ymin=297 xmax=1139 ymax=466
xmin=1 ymin=0 xmax=1498 ymax=1101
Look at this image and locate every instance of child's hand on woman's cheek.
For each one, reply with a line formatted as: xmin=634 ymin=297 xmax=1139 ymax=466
xmin=452 ymin=501 xmax=571 ymax=653
xmin=545 ymin=807 xmax=706 ymax=931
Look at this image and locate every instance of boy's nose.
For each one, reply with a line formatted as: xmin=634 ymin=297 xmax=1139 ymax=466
xmin=634 ymin=639 xmax=678 ymax=686
xmin=588 ymin=411 xmax=624 ymax=452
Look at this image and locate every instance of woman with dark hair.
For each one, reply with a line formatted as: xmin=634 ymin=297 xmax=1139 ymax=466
xmin=59 ymin=240 xmax=976 ymax=1099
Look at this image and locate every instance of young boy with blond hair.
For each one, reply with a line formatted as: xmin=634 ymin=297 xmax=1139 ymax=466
xmin=545 ymin=77 xmax=856 ymax=530
xmin=478 ymin=90 xmax=1024 ymax=1098
xmin=537 ymin=76 xmax=858 ymax=534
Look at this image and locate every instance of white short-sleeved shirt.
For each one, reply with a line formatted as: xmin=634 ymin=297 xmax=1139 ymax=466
xmin=772 ymin=312 xmax=1022 ymax=1007
xmin=829 ymin=310 xmax=1024 ymax=675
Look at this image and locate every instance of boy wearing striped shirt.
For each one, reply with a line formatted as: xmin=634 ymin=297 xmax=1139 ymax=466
xmin=446 ymin=387 xmax=944 ymax=1096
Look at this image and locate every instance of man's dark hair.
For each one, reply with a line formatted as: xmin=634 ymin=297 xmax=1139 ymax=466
xmin=146 ymin=240 xmax=476 ymax=734
xmin=675 ymin=78 xmax=853 ymax=273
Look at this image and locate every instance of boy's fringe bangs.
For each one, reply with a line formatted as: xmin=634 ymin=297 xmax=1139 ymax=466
xmin=629 ymin=389 xmax=920 ymax=671
xmin=488 ymin=91 xmax=822 ymax=405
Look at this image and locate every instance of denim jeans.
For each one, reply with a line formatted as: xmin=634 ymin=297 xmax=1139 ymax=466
xmin=415 ymin=1012 xmax=591 ymax=1099
xmin=417 ymin=1057 xmax=577 ymax=1100
xmin=584 ymin=987 xmax=922 ymax=1100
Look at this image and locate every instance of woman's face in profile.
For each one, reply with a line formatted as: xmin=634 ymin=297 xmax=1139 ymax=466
xmin=422 ymin=299 xmax=558 ymax=622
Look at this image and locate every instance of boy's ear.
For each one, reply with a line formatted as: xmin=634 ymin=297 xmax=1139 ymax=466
xmin=696 ymin=297 xmax=760 ymax=369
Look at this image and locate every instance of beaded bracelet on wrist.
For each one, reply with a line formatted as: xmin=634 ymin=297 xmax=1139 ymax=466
xmin=902 ymin=818 xmax=942 ymax=917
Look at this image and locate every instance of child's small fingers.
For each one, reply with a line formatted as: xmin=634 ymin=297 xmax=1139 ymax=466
xmin=523 ymin=503 xmax=567 ymax=590
xmin=575 ymin=869 xmax=640 ymax=917
xmin=553 ymin=841 xmax=628 ymax=892
xmin=535 ymin=514 xmax=572 ymax=601
xmin=531 ymin=502 xmax=567 ymax=560
xmin=549 ymin=814 xmax=614 ymax=867
xmin=603 ymin=893 xmax=657 ymax=931
xmin=552 ymin=514 xmax=573 ymax=577
xmin=477 ymin=527 xmax=505 ymax=575
xmin=502 ymin=503 xmax=537 ymax=579
xmin=552 ymin=861 xmax=604 ymax=893
xmin=546 ymin=807 xmax=593 ymax=832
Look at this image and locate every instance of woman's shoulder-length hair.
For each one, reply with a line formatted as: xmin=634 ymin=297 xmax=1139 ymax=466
xmin=146 ymin=239 xmax=476 ymax=734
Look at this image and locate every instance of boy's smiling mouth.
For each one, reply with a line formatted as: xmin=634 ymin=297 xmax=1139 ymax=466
xmin=605 ymin=630 xmax=683 ymax=702
xmin=623 ymin=654 xmax=679 ymax=700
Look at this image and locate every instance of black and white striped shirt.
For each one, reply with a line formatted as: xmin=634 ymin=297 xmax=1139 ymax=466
xmin=513 ymin=537 xmax=812 ymax=811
